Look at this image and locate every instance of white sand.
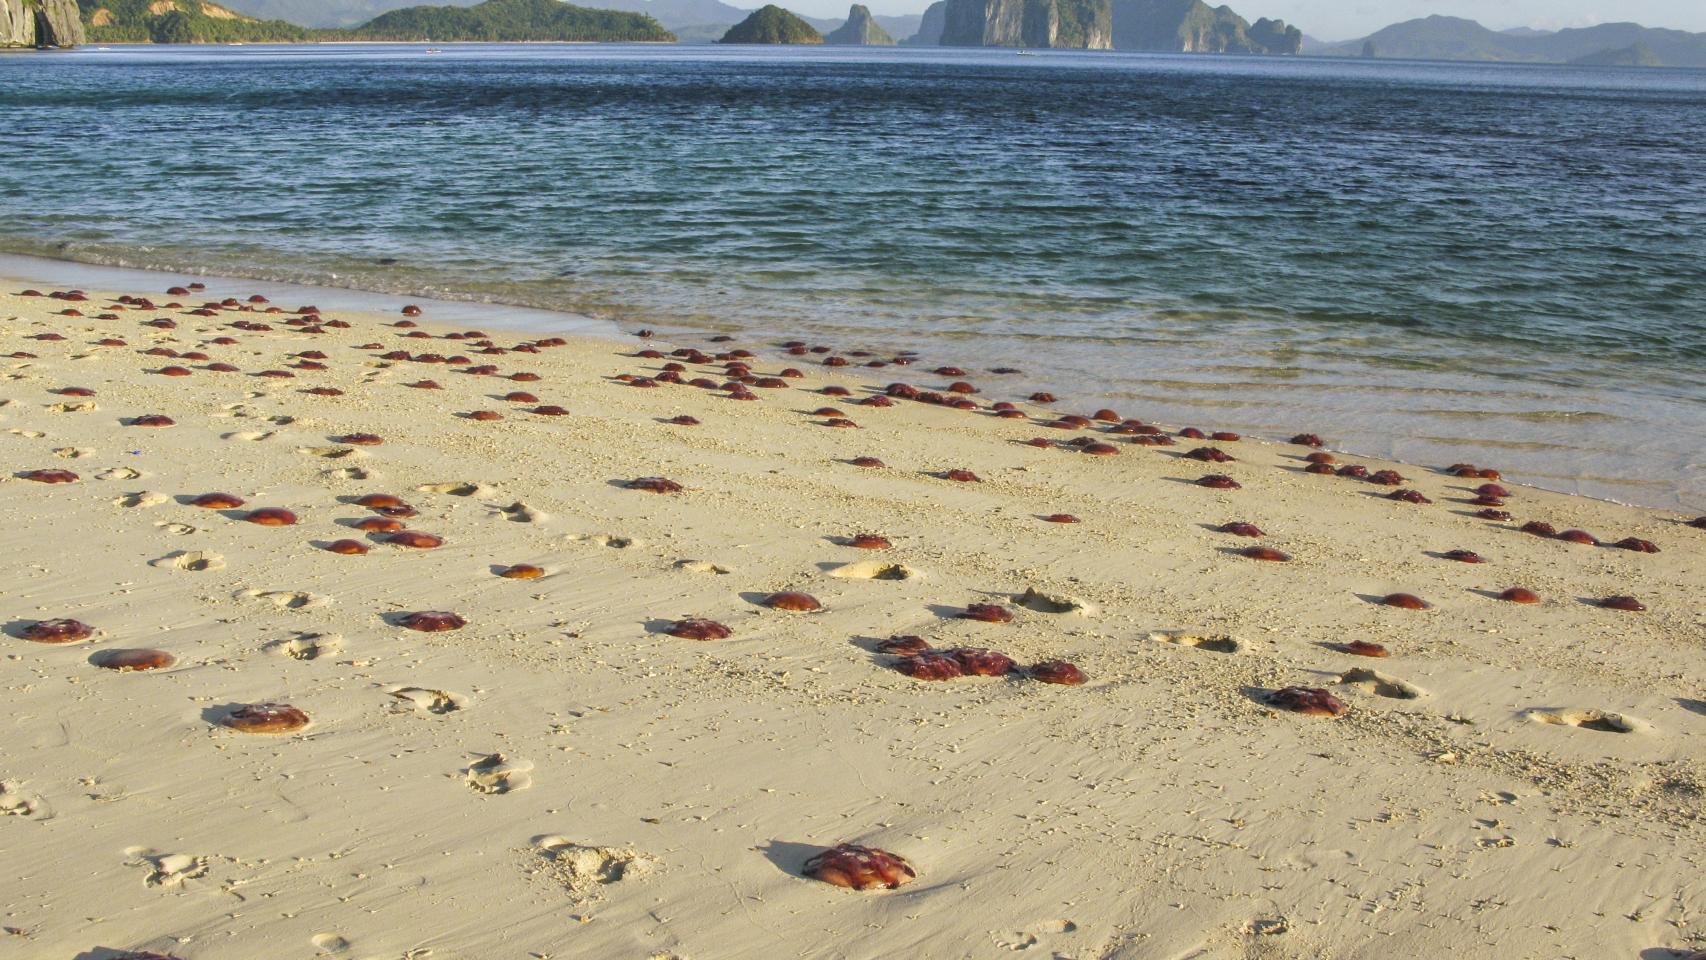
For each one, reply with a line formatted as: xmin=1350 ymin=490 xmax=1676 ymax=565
xmin=0 ymin=275 xmax=1703 ymax=960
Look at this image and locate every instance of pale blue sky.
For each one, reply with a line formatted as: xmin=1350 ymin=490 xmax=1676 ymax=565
xmin=842 ymin=0 xmax=1706 ymax=42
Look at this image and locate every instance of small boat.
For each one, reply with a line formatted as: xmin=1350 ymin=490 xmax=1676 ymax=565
xmin=1015 ymin=50 xmax=1036 ymax=56
xmin=426 ymin=47 xmax=443 ymax=53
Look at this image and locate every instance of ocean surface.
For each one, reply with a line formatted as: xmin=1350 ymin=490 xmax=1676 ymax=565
xmin=3 ymin=44 xmax=1704 ymax=510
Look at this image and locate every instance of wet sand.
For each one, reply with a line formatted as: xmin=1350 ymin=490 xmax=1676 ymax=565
xmin=1 ymin=273 xmax=1704 ymax=960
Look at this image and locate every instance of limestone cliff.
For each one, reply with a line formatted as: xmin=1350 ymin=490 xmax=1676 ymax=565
xmin=2 ymin=0 xmax=85 ymax=46
xmin=939 ymin=0 xmax=1110 ymax=49
xmin=1111 ymin=0 xmax=1298 ymax=54
xmin=898 ymin=0 xmax=943 ymax=45
xmin=824 ymin=3 xmax=891 ymax=44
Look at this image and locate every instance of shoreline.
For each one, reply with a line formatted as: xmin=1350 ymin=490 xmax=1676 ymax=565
xmin=1 ymin=249 xmax=1694 ymax=516
xmin=1 ymin=268 xmax=1703 ymax=957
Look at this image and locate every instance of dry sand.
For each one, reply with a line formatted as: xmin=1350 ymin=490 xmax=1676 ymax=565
xmin=0 ymin=275 xmax=1703 ymax=960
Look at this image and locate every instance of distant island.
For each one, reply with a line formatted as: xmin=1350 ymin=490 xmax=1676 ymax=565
xmin=718 ymin=2 xmax=816 ymax=42
xmin=342 ymin=0 xmax=671 ymax=41
xmin=823 ymin=2 xmax=888 ymax=44
xmin=1312 ymin=15 xmax=1706 ymax=68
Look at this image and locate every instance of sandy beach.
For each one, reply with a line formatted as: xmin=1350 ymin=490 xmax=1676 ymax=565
xmin=1 ymin=272 xmax=1704 ymax=960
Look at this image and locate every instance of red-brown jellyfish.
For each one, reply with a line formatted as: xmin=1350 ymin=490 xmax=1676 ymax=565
xmin=960 ymin=603 xmax=1013 ymax=623
xmin=503 ymin=390 xmax=538 ymax=403
xmin=1221 ymin=522 xmax=1263 ymax=537
xmin=1043 ymin=513 xmax=1080 ymax=523
xmin=942 ymin=469 xmax=981 ymax=482
xmin=667 ymin=415 xmax=701 ymax=426
xmin=191 ymin=492 xmax=245 ymax=509
xmin=223 ymin=703 xmax=311 ymax=734
xmin=1442 ymin=549 xmax=1484 ymax=563
xmin=877 ymin=635 xmax=931 ymax=655
xmin=244 ymin=508 xmax=298 ymax=526
xmin=1556 ymin=529 xmax=1598 ymax=546
xmin=1368 ymin=470 xmax=1405 ymax=486
xmin=1081 ymin=442 xmax=1119 ymax=456
xmin=1612 ymin=537 xmax=1659 ymax=553
xmin=803 ymin=844 xmax=916 ymax=890
xmin=764 ymin=592 xmax=821 ymax=612
xmin=947 ymin=647 xmax=1016 ymax=675
xmin=1304 ymin=462 xmax=1337 ymax=475
xmin=355 ymin=517 xmax=404 ymax=533
xmin=335 ymin=433 xmax=384 ymax=446
xmin=1520 ymin=521 xmax=1557 ymax=538
xmin=1210 ymin=431 xmax=1241 ymax=442
xmin=355 ymin=493 xmax=406 ymax=508
xmin=850 ymin=534 xmax=892 ymax=549
xmin=850 ymin=457 xmax=885 ymax=468
xmin=92 ymin=648 xmax=176 ymax=671
xmin=21 ymin=619 xmax=95 ymax=643
xmin=20 ymin=469 xmax=79 ymax=484
xmin=895 ymin=651 xmax=964 ymax=680
xmin=1476 ymin=483 xmax=1511 ymax=498
xmin=1380 ymin=593 xmax=1429 ymax=610
xmin=398 ymin=611 xmax=465 ymax=631
xmin=386 ymin=531 xmax=443 ymax=549
xmin=130 ymin=415 xmax=175 ymax=427
xmin=626 ymin=477 xmax=683 ymax=494
xmin=1029 ymin=660 xmax=1086 ymax=685
xmin=1268 ymin=686 xmax=1347 ymax=717
xmin=324 ymin=539 xmax=369 ymax=555
xmin=666 ymin=618 xmax=733 ymax=640
xmin=1178 ymin=427 xmax=1207 ymax=439
xmin=1477 ymin=508 xmax=1514 ymax=521
xmin=1498 ymin=587 xmax=1540 ymax=604
xmin=1339 ymin=640 xmax=1389 ymax=657
xmin=1242 ymin=545 xmax=1290 ymax=561
xmin=1196 ymin=475 xmax=1241 ymax=489
xmin=1291 ymin=433 xmax=1324 ymax=447
xmin=1336 ymin=464 xmax=1369 ymax=479
xmin=1599 ymin=595 xmax=1646 ymax=612
xmin=498 ymin=563 xmax=545 ymax=579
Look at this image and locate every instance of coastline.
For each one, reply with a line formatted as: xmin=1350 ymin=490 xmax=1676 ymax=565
xmin=1 ymin=265 xmax=1704 ymax=958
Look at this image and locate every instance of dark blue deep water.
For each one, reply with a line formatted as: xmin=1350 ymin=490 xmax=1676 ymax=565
xmin=3 ymin=45 xmax=1704 ymax=507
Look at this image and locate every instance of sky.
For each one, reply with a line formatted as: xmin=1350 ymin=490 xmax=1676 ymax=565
xmin=839 ymin=0 xmax=1706 ymax=42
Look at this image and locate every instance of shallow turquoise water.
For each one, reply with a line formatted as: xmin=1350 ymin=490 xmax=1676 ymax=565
xmin=3 ymin=45 xmax=1703 ymax=507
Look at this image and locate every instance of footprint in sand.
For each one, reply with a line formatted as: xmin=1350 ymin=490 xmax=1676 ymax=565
xmin=1015 ymin=587 xmax=1094 ymax=615
xmin=237 ymin=589 xmax=326 ymax=610
xmin=0 ymin=780 xmax=50 ymax=819
xmin=1336 ymin=668 xmax=1425 ymax=701
xmin=298 ymin=446 xmax=362 ymax=459
xmin=150 ymin=550 xmax=226 ymax=573
xmin=416 ymin=481 xmax=490 ymax=497
xmin=53 ymin=446 xmax=93 ymax=459
xmin=994 ymin=919 xmax=1078 ymax=951
xmin=827 ymin=559 xmax=920 ymax=581
xmin=1151 ymin=630 xmax=1242 ymax=653
xmin=675 ymin=559 xmax=733 ymax=575
xmin=47 ymin=401 xmax=95 ymax=413
xmin=7 ymin=428 xmax=46 ymax=438
xmin=1525 ymin=708 xmax=1647 ymax=734
xmin=269 ymin=415 xmax=295 ymax=426
xmin=465 ymin=753 xmax=534 ymax=794
xmin=570 ymin=533 xmax=637 ymax=548
xmin=125 ymin=847 xmax=209 ymax=888
xmin=97 ymin=467 xmax=142 ymax=481
xmin=532 ymin=837 xmax=657 ymax=902
xmin=311 ymin=933 xmax=352 ymax=955
xmin=269 ymin=632 xmax=343 ymax=661
xmin=154 ymin=521 xmax=197 ymax=535
xmin=323 ymin=466 xmax=374 ymax=481
xmin=116 ymin=491 xmax=169 ymax=508
xmin=222 ymin=430 xmax=276 ymax=442
xmin=387 ymin=686 xmax=470 ymax=715
xmin=495 ymin=501 xmax=544 ymax=523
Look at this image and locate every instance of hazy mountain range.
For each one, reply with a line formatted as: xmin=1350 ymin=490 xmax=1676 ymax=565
xmin=1307 ymin=15 xmax=1706 ymax=68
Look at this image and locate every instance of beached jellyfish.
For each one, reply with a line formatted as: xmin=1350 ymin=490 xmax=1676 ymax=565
xmin=1028 ymin=660 xmax=1086 ymax=685
xmin=1186 ymin=447 xmax=1234 ymax=463
xmin=19 ymin=469 xmax=79 ymax=484
xmin=764 ymin=592 xmax=821 ymax=612
xmin=947 ymin=647 xmax=1016 ymax=675
xmin=532 ymin=405 xmax=570 ymax=416
xmin=386 ymin=531 xmax=443 ymax=549
xmin=1196 ymin=475 xmax=1241 ymax=489
xmin=1304 ymin=452 xmax=1336 ymax=464
xmin=190 ymin=492 xmax=245 ymax=508
xmin=222 ymin=703 xmax=310 ymax=734
xmin=667 ymin=415 xmax=700 ymax=426
xmin=895 ymin=651 xmax=964 ymax=680
xmin=1520 ymin=521 xmax=1557 ymax=537
xmin=1556 ymin=529 xmax=1598 ymax=545
xmin=398 ymin=611 xmax=466 ymax=632
xmin=1368 ymin=470 xmax=1405 ymax=486
xmin=803 ymin=844 xmax=917 ymax=890
xmin=1380 ymin=593 xmax=1429 ymax=610
xmin=1221 ymin=522 xmax=1264 ymax=537
xmin=850 ymin=534 xmax=892 ymax=549
xmin=1388 ymin=489 xmax=1431 ymax=504
xmin=335 ymin=433 xmax=384 ymax=445
xmin=1290 ymin=433 xmax=1324 ymax=447
xmin=1043 ymin=514 xmax=1080 ymax=523
xmin=21 ymin=619 xmax=94 ymax=643
xmin=498 ymin=564 xmax=545 ymax=579
xmin=244 ymin=508 xmax=298 ymax=526
xmin=850 ymin=457 xmax=885 ymax=468
xmin=324 ymin=539 xmax=369 ymax=555
xmin=1476 ymin=483 xmax=1511 ymax=498
xmin=666 ymin=618 xmax=732 ymax=640
xmin=877 ymin=635 xmax=931 ymax=655
xmin=355 ymin=517 xmax=404 ymax=533
xmin=1242 ymin=545 xmax=1290 ymax=561
xmin=960 ymin=603 xmax=1013 ymax=623
xmin=503 ymin=391 xmax=538 ymax=403
xmin=1268 ymin=687 xmax=1347 ymax=717
xmin=626 ymin=477 xmax=683 ymax=493
xmin=1305 ymin=463 xmax=1336 ymax=475
xmin=92 ymin=648 xmax=176 ymax=671
xmin=1599 ymin=595 xmax=1645 ymax=612
xmin=942 ymin=469 xmax=981 ymax=482
xmin=130 ymin=415 xmax=175 ymax=427
xmin=1477 ymin=508 xmax=1513 ymax=521
xmin=1178 ymin=427 xmax=1206 ymax=439
xmin=1498 ymin=587 xmax=1540 ymax=604
xmin=1612 ymin=537 xmax=1659 ymax=553
xmin=1340 ymin=640 xmax=1388 ymax=657
xmin=1336 ymin=465 xmax=1369 ymax=479
xmin=1441 ymin=549 xmax=1484 ymax=563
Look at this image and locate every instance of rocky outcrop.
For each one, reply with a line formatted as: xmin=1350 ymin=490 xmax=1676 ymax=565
xmin=2 ymin=0 xmax=85 ymax=46
xmin=824 ymin=3 xmax=891 ymax=44
xmin=899 ymin=0 xmax=944 ymax=45
xmin=939 ymin=0 xmax=1110 ymax=48
xmin=718 ymin=3 xmax=820 ymax=42
xmin=1112 ymin=0 xmax=1297 ymax=53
